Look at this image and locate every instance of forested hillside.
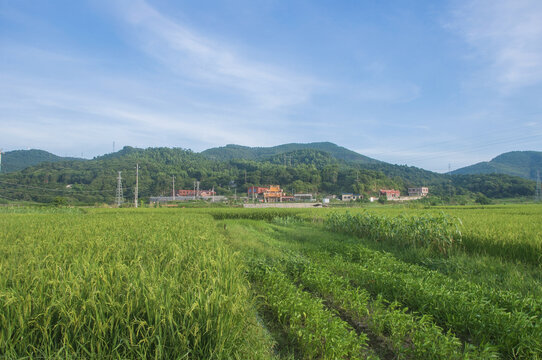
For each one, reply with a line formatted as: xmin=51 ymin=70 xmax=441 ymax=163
xmin=1 ymin=149 xmax=82 ymax=173
xmin=452 ymin=151 xmax=542 ymax=181
xmin=0 ymin=146 xmax=535 ymax=205
xmin=201 ymin=142 xmax=381 ymax=164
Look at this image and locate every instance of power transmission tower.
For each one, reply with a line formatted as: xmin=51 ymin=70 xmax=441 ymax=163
xmin=172 ymin=175 xmax=175 ymax=200
xmin=0 ymin=148 xmax=3 ymax=173
xmin=536 ymin=170 xmax=541 ymax=202
xmin=116 ymin=171 xmax=124 ymax=207
xmin=134 ymin=164 xmax=139 ymax=208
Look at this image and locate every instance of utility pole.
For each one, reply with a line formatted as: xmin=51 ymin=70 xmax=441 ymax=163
xmin=212 ymin=186 xmax=215 ymax=202
xmin=134 ymin=164 xmax=139 ymax=208
xmin=116 ymin=171 xmax=124 ymax=207
xmin=448 ymin=163 xmax=452 ymax=199
xmin=196 ymin=181 xmax=200 ymax=200
xmin=193 ymin=181 xmax=196 ymax=200
xmin=172 ymin=175 xmax=175 ymax=200
xmin=536 ymin=170 xmax=542 ymax=202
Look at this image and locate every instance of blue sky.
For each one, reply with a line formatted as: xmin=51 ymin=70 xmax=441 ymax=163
xmin=1 ymin=0 xmax=541 ymax=172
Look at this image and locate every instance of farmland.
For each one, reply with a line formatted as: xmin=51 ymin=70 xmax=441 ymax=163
xmin=1 ymin=204 xmax=541 ymax=359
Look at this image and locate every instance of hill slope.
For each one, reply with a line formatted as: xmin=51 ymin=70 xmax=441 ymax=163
xmin=1 ymin=149 xmax=83 ymax=173
xmin=451 ymin=151 xmax=542 ymax=181
xmin=0 ymin=146 xmax=535 ymax=204
xmin=201 ymin=142 xmax=381 ymax=164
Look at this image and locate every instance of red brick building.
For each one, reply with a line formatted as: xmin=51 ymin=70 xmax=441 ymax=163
xmin=379 ymin=189 xmax=400 ymax=200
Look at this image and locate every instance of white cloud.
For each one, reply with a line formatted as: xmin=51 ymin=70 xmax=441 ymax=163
xmin=448 ymin=0 xmax=542 ymax=91
xmin=0 ymin=73 xmax=290 ymax=155
xmin=111 ymin=0 xmax=317 ymax=109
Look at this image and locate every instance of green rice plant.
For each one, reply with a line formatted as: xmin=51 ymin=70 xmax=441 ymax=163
xmin=206 ymin=208 xmax=305 ymax=221
xmin=0 ymin=210 xmax=274 ymax=359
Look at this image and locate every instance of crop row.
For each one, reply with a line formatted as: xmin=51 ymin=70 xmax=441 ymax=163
xmin=249 ymin=221 xmax=541 ymax=359
xmin=248 ymin=259 xmax=372 ymax=359
xmin=296 ymin=227 xmax=542 ymax=319
xmin=223 ymin=221 xmax=496 ymax=359
xmin=306 ymin=249 xmax=541 ymax=359
xmin=278 ymin=254 xmax=497 ymax=360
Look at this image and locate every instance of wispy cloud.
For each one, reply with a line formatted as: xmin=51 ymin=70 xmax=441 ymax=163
xmin=0 ymin=71 xmax=291 ymax=154
xmin=447 ymin=0 xmax=542 ymax=92
xmin=110 ymin=0 xmax=317 ymax=109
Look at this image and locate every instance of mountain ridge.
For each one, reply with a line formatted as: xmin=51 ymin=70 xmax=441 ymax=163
xmin=1 ymin=149 xmax=83 ymax=174
xmin=201 ymin=142 xmax=382 ymax=164
xmin=451 ymin=151 xmax=542 ymax=181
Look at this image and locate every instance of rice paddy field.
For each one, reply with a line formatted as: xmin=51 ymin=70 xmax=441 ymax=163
xmin=1 ymin=204 xmax=541 ymax=359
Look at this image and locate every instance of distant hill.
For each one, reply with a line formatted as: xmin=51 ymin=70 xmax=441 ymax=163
xmin=451 ymin=151 xmax=542 ymax=181
xmin=1 ymin=149 xmax=83 ymax=173
xmin=201 ymin=142 xmax=381 ymax=164
xmin=0 ymin=145 xmax=535 ymax=204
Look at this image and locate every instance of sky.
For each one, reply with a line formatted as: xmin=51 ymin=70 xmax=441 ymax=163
xmin=1 ymin=0 xmax=541 ymax=172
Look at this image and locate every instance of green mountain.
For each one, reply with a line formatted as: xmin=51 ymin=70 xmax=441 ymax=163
xmin=201 ymin=142 xmax=381 ymax=164
xmin=451 ymin=151 xmax=542 ymax=181
xmin=0 ymin=149 xmax=83 ymax=173
xmin=0 ymin=146 xmax=535 ymax=205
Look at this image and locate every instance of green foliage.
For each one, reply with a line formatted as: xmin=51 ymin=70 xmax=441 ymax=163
xmin=475 ymin=193 xmax=492 ymax=205
xmin=201 ymin=141 xmax=380 ymax=164
xmin=325 ymin=211 xmax=463 ymax=254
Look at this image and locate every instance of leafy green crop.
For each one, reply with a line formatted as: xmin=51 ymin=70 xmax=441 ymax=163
xmin=325 ymin=211 xmax=462 ymax=254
